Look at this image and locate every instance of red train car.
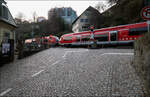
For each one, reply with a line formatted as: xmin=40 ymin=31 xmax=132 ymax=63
xmin=33 ymin=35 xmax=59 ymax=48
xmin=24 ymin=35 xmax=59 ymax=52
xmin=59 ymin=22 xmax=147 ymax=47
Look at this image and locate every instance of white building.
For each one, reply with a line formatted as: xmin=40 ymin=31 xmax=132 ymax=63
xmin=0 ymin=0 xmax=17 ymax=61
xmin=72 ymin=6 xmax=101 ymax=33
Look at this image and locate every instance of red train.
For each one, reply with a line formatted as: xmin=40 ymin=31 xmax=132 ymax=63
xmin=59 ymin=22 xmax=147 ymax=48
xmin=24 ymin=35 xmax=59 ymax=52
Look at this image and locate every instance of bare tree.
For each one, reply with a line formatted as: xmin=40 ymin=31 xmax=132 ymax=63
xmin=15 ymin=12 xmax=25 ymax=24
xmin=108 ymin=0 xmax=118 ymax=4
xmin=32 ymin=11 xmax=38 ymax=22
xmin=107 ymin=0 xmax=123 ymax=5
xmin=95 ymin=2 xmax=108 ymax=13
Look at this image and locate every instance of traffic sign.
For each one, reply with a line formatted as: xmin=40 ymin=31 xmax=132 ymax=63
xmin=141 ymin=6 xmax=150 ymax=20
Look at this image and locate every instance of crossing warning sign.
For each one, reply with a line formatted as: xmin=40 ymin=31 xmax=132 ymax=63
xmin=141 ymin=6 xmax=150 ymax=20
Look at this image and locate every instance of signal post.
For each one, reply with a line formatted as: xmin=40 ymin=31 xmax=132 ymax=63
xmin=90 ymin=25 xmax=97 ymax=48
xmin=141 ymin=6 xmax=150 ymax=32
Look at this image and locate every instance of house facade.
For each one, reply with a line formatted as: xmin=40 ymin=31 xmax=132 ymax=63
xmin=72 ymin=6 xmax=102 ymax=33
xmin=0 ymin=0 xmax=17 ymax=62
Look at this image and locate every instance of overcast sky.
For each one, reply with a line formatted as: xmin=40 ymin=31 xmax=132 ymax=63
xmin=6 ymin=0 xmax=108 ymax=21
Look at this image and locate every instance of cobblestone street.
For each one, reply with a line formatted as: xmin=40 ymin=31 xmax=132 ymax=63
xmin=0 ymin=48 xmax=144 ymax=97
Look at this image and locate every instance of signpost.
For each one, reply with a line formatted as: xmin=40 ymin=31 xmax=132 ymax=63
xmin=141 ymin=6 xmax=150 ymax=32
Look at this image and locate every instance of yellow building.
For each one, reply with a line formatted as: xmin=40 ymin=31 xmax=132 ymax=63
xmin=0 ymin=0 xmax=17 ymax=62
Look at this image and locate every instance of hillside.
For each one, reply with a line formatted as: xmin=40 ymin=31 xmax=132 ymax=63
xmin=101 ymin=0 xmax=145 ymax=27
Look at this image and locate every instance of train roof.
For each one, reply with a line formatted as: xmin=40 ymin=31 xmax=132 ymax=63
xmin=95 ymin=22 xmax=147 ymax=32
xmin=61 ymin=22 xmax=147 ymax=37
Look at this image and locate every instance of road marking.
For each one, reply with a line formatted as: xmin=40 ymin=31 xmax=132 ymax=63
xmin=51 ymin=61 xmax=60 ymax=66
xmin=101 ymin=53 xmax=134 ymax=56
xmin=0 ymin=88 xmax=12 ymax=96
xmin=32 ymin=69 xmax=45 ymax=77
xmin=62 ymin=51 xmax=68 ymax=58
xmin=62 ymin=49 xmax=89 ymax=58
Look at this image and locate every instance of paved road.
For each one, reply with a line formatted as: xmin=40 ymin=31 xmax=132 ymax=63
xmin=0 ymin=48 xmax=144 ymax=97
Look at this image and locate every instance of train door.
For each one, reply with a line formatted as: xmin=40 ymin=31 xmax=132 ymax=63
xmin=109 ymin=31 xmax=118 ymax=41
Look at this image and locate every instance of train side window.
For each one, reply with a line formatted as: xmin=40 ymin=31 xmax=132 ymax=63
xmin=81 ymin=35 xmax=90 ymax=41
xmin=129 ymin=27 xmax=147 ymax=36
xmin=94 ymin=34 xmax=108 ymax=41
xmin=75 ymin=35 xmax=81 ymax=42
xmin=64 ymin=36 xmax=72 ymax=41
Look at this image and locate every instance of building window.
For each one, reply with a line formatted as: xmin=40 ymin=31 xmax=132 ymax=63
xmin=3 ymin=6 xmax=8 ymax=20
xmin=3 ymin=32 xmax=10 ymax=41
xmin=67 ymin=8 xmax=71 ymax=16
xmin=80 ymin=19 xmax=84 ymax=22
xmin=82 ymin=25 xmax=89 ymax=31
xmin=82 ymin=26 xmax=88 ymax=29
xmin=80 ymin=19 xmax=88 ymax=23
xmin=84 ymin=12 xmax=89 ymax=16
xmin=60 ymin=9 xmax=65 ymax=16
xmin=85 ymin=19 xmax=88 ymax=22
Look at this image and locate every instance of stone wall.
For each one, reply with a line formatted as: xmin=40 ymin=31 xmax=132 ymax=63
xmin=133 ymin=33 xmax=150 ymax=96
